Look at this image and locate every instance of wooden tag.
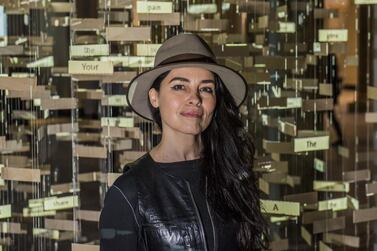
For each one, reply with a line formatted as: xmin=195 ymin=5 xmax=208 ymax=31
xmin=342 ymin=169 xmax=371 ymax=182
xmin=45 ymin=218 xmax=79 ymax=231
xmin=119 ymin=151 xmax=146 ymax=165
xmin=269 ymin=239 xmax=289 ymax=251
xmin=302 ymin=99 xmax=334 ymax=112
xmin=0 ymin=45 xmax=23 ymax=55
xmin=135 ymin=44 xmax=161 ymax=56
xmin=313 ymin=216 xmax=345 ymax=234
xmin=323 ymin=233 xmax=360 ymax=248
xmin=0 ymin=222 xmax=26 ymax=234
xmin=136 ymin=1 xmax=172 ymax=13
xmin=1 ymin=167 xmax=41 ymax=183
xmin=101 ymin=117 xmax=134 ymax=128
xmin=187 ymin=4 xmax=217 ymax=14
xmin=101 ymin=95 xmax=128 ymax=106
xmin=72 ymin=243 xmax=99 ymax=251
xmin=75 ymin=145 xmax=107 ymax=159
xmin=107 ymin=173 xmax=122 ymax=186
xmin=302 ymin=210 xmax=332 ymax=225
xmin=0 ymin=76 xmax=36 ymax=91
xmin=366 ymin=182 xmax=377 ymax=196
xmin=353 ymin=207 xmax=377 ymax=223
xmin=284 ymin=191 xmax=317 ymax=205
xmin=284 ymin=78 xmax=318 ymax=91
xmin=365 ymin=112 xmax=377 ymax=123
xmin=263 ymin=139 xmax=293 ymax=154
xmin=50 ymin=183 xmax=79 ymax=195
xmin=68 ymin=61 xmax=113 ymax=75
xmin=138 ymin=13 xmax=180 ymax=26
xmin=76 ymin=89 xmax=103 ymax=100
xmin=48 ymin=2 xmax=74 ymax=13
xmin=70 ymin=44 xmax=109 ymax=57
xmin=77 ymin=210 xmax=100 ymax=222
xmin=40 ymin=98 xmax=78 ymax=110
xmin=105 ymin=27 xmax=151 ymax=42
xmin=70 ymin=18 xmax=104 ymax=31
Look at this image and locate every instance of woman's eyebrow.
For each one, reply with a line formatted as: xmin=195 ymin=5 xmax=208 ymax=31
xmin=168 ymin=77 xmax=215 ymax=84
xmin=201 ymin=79 xmax=215 ymax=84
xmin=168 ymin=77 xmax=189 ymax=83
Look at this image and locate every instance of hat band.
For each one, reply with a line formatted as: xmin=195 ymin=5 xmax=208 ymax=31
xmin=157 ymin=53 xmax=216 ymax=66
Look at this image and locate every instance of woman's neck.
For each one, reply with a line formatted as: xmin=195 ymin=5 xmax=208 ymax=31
xmin=150 ymin=134 xmax=203 ymax=162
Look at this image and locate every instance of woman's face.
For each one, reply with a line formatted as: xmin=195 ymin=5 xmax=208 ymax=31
xmin=148 ymin=67 xmax=217 ymax=136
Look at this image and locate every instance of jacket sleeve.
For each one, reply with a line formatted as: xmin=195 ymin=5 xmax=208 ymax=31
xmin=99 ymin=185 xmax=139 ymax=251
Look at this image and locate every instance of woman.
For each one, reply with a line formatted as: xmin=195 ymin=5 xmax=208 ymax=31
xmin=99 ymin=33 xmax=269 ymax=251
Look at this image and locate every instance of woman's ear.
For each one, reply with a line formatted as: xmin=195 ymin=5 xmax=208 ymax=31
xmin=148 ymin=88 xmax=159 ymax=108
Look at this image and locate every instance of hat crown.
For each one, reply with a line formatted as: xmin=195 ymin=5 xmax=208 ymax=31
xmin=154 ymin=33 xmax=215 ymax=67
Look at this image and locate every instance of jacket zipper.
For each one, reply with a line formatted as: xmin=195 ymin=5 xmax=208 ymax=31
xmin=186 ymin=180 xmax=209 ymax=251
xmin=205 ymin=177 xmax=217 ymax=251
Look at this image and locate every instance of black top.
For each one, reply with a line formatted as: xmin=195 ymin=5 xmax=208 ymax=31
xmin=99 ymin=152 xmax=214 ymax=251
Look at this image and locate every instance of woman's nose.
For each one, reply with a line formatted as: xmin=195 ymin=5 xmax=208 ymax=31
xmin=188 ymin=90 xmax=202 ymax=106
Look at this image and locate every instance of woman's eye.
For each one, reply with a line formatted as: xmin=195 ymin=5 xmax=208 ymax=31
xmin=171 ymin=84 xmax=185 ymax=90
xmin=200 ymin=87 xmax=214 ymax=94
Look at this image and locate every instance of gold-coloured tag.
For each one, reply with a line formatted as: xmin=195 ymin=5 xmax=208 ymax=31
xmin=44 ymin=195 xmax=79 ymax=211
xmin=260 ymin=199 xmax=300 ymax=216
xmin=318 ymin=197 xmax=347 ymax=211
xmin=33 ymin=228 xmax=60 ymax=240
xmin=294 ymin=136 xmax=329 ymax=152
xmin=0 ymin=205 xmax=11 ymax=219
xmin=314 ymin=158 xmax=326 ymax=172
xmin=355 ymin=0 xmax=377 ymax=4
xmin=319 ymin=29 xmax=348 ymax=42
xmin=277 ymin=22 xmax=296 ymax=33
xmin=313 ymin=181 xmax=349 ymax=192
xmin=301 ymin=226 xmax=312 ymax=246
xmin=319 ymin=241 xmax=333 ymax=251
xmin=258 ymin=178 xmax=269 ymax=195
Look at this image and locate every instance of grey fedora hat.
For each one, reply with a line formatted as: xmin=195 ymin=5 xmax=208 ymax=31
xmin=126 ymin=32 xmax=248 ymax=121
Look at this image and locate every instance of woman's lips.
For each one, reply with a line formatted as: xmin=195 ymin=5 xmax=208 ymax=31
xmin=181 ymin=112 xmax=202 ymax=118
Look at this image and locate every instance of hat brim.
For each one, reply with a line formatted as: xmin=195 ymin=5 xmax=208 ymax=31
xmin=126 ymin=61 xmax=248 ymax=121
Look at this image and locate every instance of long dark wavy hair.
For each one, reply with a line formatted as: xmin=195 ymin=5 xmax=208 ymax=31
xmin=148 ymin=68 xmax=269 ymax=251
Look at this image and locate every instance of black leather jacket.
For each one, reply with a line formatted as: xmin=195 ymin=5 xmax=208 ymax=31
xmin=101 ymin=153 xmax=241 ymax=251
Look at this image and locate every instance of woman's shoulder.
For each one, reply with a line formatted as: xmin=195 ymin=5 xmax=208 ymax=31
xmin=112 ymin=152 xmax=151 ymax=191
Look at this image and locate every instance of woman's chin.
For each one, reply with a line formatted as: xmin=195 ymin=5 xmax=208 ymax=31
xmin=179 ymin=127 xmax=203 ymax=136
xmin=163 ymin=121 xmax=207 ymax=135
